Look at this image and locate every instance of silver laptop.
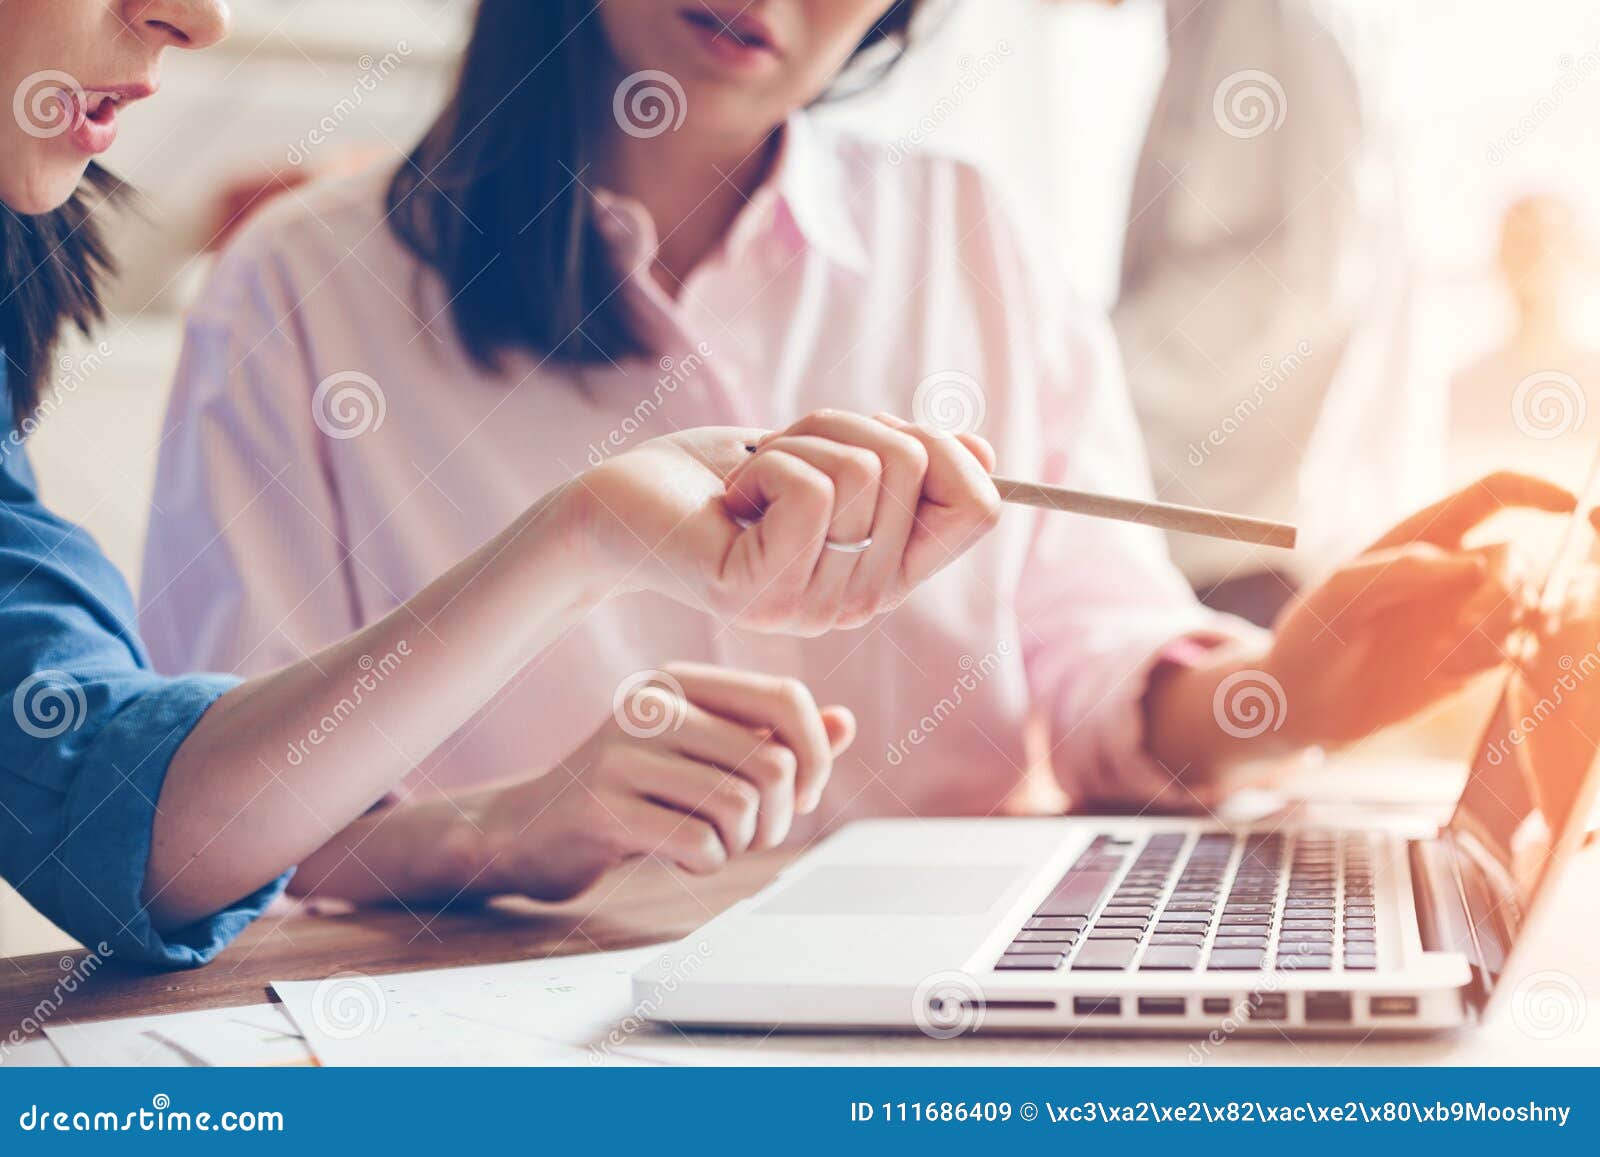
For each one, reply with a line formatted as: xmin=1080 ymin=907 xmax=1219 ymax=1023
xmin=635 ymin=483 xmax=1600 ymax=1036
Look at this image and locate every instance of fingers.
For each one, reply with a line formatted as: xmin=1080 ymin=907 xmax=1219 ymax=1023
xmin=820 ymin=704 xmax=857 ymax=757
xmin=1543 ymin=565 xmax=1600 ymax=635
xmin=1317 ymin=544 xmax=1489 ymax=625
xmin=770 ymin=410 xmax=929 ymax=624
xmin=616 ymin=747 xmax=762 ymax=857
xmin=721 ymin=449 xmax=832 ymax=603
xmin=1529 ymin=566 xmax=1600 ymax=675
xmin=675 ymin=426 xmax=772 ymax=483
xmin=1372 ymin=471 xmax=1576 ymax=552
xmin=1312 ymin=543 xmax=1529 ymax=685
xmin=746 ymin=435 xmax=880 ymax=543
xmin=595 ymin=667 xmax=847 ymax=862
xmin=732 ymin=434 xmax=881 ymax=610
xmin=955 ymin=432 xmax=998 ymax=473
xmin=713 ymin=410 xmax=999 ymax=632
xmin=668 ymin=662 xmax=837 ymax=813
xmin=667 ymin=696 xmax=857 ymax=847
xmin=605 ymin=795 xmax=730 ymax=876
xmin=1434 ymin=563 xmax=1528 ymax=680
xmin=667 ymin=702 xmax=802 ymax=850
xmin=875 ymin=413 xmax=1002 ymax=587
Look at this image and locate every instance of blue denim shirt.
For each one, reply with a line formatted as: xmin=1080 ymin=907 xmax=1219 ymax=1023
xmin=1 ymin=357 xmax=288 ymax=966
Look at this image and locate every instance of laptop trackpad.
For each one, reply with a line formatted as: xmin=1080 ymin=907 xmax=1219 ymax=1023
xmin=755 ymin=865 xmax=1024 ymax=917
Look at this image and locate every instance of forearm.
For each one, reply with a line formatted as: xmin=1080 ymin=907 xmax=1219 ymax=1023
xmin=146 ymin=482 xmax=605 ymax=928
xmin=286 ymin=789 xmax=502 ymax=906
xmin=1140 ymin=643 xmax=1297 ymax=780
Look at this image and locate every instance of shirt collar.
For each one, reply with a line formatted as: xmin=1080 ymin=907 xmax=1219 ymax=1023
xmin=764 ymin=113 xmax=869 ymax=274
xmin=591 ymin=113 xmax=869 ymax=278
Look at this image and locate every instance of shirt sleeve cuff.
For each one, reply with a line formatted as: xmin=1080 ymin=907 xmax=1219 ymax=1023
xmin=55 ymin=673 xmax=292 ymax=968
xmin=1057 ymin=616 xmax=1270 ymax=811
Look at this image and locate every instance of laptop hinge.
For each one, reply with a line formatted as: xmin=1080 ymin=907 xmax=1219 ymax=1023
xmin=1409 ymin=836 xmax=1490 ymax=1012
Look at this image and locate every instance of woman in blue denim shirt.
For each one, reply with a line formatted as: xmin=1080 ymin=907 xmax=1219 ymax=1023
xmin=0 ymin=0 xmax=1012 ymax=966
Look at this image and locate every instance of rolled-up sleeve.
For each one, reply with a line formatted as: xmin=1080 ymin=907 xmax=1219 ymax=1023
xmin=1 ymin=432 xmax=288 ymax=967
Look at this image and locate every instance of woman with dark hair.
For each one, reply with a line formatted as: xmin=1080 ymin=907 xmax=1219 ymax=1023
xmin=0 ymin=0 xmax=1004 ymax=964
xmin=143 ymin=0 xmax=1569 ymax=909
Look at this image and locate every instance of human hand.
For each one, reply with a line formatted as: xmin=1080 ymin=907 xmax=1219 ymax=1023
xmin=576 ymin=410 xmax=1001 ymax=635
xmin=1513 ymin=549 xmax=1600 ymax=827
xmin=1263 ymin=472 xmax=1576 ymax=747
xmin=471 ymin=664 xmax=854 ymax=902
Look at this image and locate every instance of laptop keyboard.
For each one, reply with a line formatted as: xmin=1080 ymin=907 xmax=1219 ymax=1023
xmin=994 ymin=831 xmax=1380 ymax=973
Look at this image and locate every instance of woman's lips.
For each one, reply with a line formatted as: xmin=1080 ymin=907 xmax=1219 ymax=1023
xmin=61 ymin=84 xmax=152 ymax=156
xmin=679 ymin=8 xmax=782 ymax=71
xmin=68 ymin=94 xmax=118 ymax=155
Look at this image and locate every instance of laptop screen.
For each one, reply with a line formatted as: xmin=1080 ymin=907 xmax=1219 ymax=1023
xmin=1446 ymin=458 xmax=1600 ymax=983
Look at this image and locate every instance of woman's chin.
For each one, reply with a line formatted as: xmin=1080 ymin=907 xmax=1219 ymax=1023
xmin=4 ymin=162 xmax=91 ymax=217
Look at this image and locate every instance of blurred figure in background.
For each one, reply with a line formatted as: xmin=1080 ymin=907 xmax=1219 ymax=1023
xmin=1448 ymin=194 xmax=1600 ymax=489
xmin=1108 ymin=0 xmax=1425 ymax=625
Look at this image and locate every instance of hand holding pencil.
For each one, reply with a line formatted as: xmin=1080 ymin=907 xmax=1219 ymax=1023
xmin=741 ymin=411 xmax=1298 ymax=551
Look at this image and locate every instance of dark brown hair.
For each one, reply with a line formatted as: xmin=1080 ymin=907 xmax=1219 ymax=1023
xmin=387 ymin=0 xmax=918 ymax=372
xmin=1 ymin=165 xmax=121 ymax=429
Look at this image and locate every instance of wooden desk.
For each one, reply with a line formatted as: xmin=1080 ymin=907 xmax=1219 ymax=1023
xmin=0 ymin=850 xmax=792 ymax=1041
xmin=4 ymin=808 xmax=1598 ymax=1065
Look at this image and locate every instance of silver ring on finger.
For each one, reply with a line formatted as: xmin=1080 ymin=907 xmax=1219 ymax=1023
xmin=733 ymin=515 xmax=873 ymax=554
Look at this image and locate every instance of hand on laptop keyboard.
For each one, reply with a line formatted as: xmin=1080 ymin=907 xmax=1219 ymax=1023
xmin=1260 ymin=471 xmax=1575 ymax=746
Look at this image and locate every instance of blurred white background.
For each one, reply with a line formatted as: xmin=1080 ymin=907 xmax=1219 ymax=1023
xmin=7 ymin=0 xmax=1600 ymax=954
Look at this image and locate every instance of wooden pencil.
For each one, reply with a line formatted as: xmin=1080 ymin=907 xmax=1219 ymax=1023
xmin=991 ymin=476 xmax=1298 ymax=550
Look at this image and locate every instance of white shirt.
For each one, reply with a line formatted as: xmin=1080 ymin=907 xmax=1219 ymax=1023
xmin=1115 ymin=0 xmax=1434 ymax=586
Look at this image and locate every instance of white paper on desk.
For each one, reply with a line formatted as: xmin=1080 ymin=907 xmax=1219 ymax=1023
xmin=0 ymin=1038 xmax=66 ymax=1068
xmin=272 ymin=944 xmax=686 ymax=1067
xmin=43 ymin=1003 xmax=310 ymax=1067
